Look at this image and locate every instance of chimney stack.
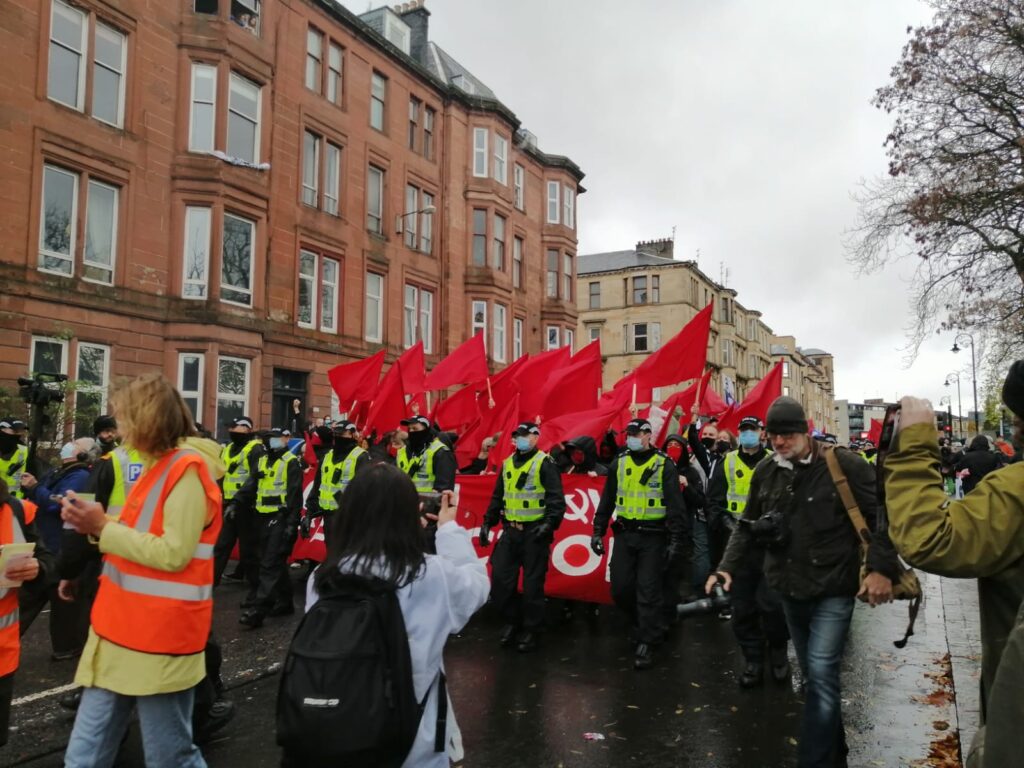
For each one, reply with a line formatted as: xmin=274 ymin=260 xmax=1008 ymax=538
xmin=398 ymin=0 xmax=430 ymax=65
xmin=635 ymin=237 xmax=674 ymax=259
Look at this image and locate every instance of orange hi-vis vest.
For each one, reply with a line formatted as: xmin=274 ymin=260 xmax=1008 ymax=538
xmin=0 ymin=498 xmax=36 ymax=676
xmin=91 ymin=449 xmax=222 ymax=656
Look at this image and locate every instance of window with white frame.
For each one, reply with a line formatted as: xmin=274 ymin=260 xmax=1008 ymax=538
xmin=492 ymin=214 xmax=506 ymax=270
xmin=783 ymin=386 xmax=791 ymax=397
xmin=562 ymin=253 xmax=573 ymax=301
xmin=545 ymin=249 xmax=558 ymax=298
xmin=589 ymin=281 xmax=600 ymax=309
xmin=513 ymin=317 xmax=524 ymax=360
xmin=182 ymin=206 xmax=211 ymax=299
xmin=493 ymin=135 xmax=508 ymax=184
xmin=420 ymin=192 xmax=433 ymax=254
xmin=39 ymin=164 xmax=119 ymax=284
xmin=324 ymin=143 xmax=341 ymax=216
xmin=48 ymin=0 xmax=87 ymax=111
xmin=423 ymin=107 xmax=435 ymax=160
xmin=83 ymin=180 xmax=118 ymax=284
xmin=230 ymin=0 xmax=261 ymax=36
xmin=408 ymin=97 xmax=420 ymax=151
xmin=75 ymin=342 xmax=110 ymax=434
xmin=305 ymin=28 xmax=323 ymax=93
xmin=492 ymin=303 xmax=507 ymax=363
xmin=546 ymin=325 xmax=560 ymax=351
xmin=216 ymin=357 xmax=249 ymax=438
xmin=31 ymin=336 xmax=68 ymax=376
xmin=783 ymin=361 xmax=790 ymax=377
xmin=365 ymin=272 xmax=384 ymax=343
xmin=472 ymin=128 xmax=488 ymax=177
xmin=564 ymin=329 xmax=574 ymax=351
xmin=221 ymin=213 xmax=254 ymax=306
xmin=587 ymin=325 xmax=601 ymax=343
xmin=471 ymin=208 xmax=487 ymax=266
xmin=370 ymin=72 xmax=386 ymax=131
xmin=651 ymin=274 xmax=660 ymax=303
xmin=178 ymin=352 xmax=204 ymax=424
xmin=327 ymin=42 xmax=343 ymax=105
xmin=302 ymin=131 xmax=320 ymax=206
xmin=546 ymin=181 xmax=560 ymax=224
xmin=563 ymin=185 xmax=575 ymax=229
xmin=92 ymin=23 xmax=126 ymax=127
xmin=366 ymin=165 xmax=384 ymax=234
xmin=512 ymin=237 xmax=523 ymax=289
xmin=403 ymin=284 xmax=434 ymax=353
xmin=296 ymin=249 xmax=340 ymax=333
xmin=189 ymin=63 xmax=217 ymax=153
xmin=471 ymin=300 xmax=487 ymax=341
xmin=721 ymin=338 xmax=733 ymax=366
xmin=228 ymin=73 xmax=261 ymax=163
xmin=404 ymin=185 xmax=418 ymax=249
xmin=632 ymin=323 xmax=651 ymax=353
xmin=513 ymin=164 xmax=525 ymax=210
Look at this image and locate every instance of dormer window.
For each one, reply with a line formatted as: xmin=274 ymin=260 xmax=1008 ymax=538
xmin=382 ymin=10 xmax=410 ymax=54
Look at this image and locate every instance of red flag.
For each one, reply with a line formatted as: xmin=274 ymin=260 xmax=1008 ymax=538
xmin=302 ymin=431 xmax=318 ymax=471
xmin=327 ymin=349 xmax=386 ymax=407
xmin=487 ymin=354 xmax=532 ymax=404
xmin=537 ymin=396 xmax=626 ymax=452
xmin=487 ymin=393 xmax=523 ymax=471
xmin=432 ymin=385 xmax=482 ymax=431
xmin=363 ymin=363 xmax=407 ymax=438
xmin=516 ymin=347 xmax=572 ymax=420
xmin=538 ymin=341 xmax=602 ymax=420
xmin=867 ymin=419 xmax=883 ymax=445
xmin=717 ymin=362 xmax=784 ymax=433
xmin=701 ymin=386 xmax=729 ymax=416
xmin=634 ymin=304 xmax=713 ymax=389
xmin=652 ymin=370 xmax=714 ymax=446
xmin=423 ymin=332 xmax=489 ymax=391
xmin=397 ymin=341 xmax=426 ymax=396
xmin=608 ymin=371 xmax=653 ymax=407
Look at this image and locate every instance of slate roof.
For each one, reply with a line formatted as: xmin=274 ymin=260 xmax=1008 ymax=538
xmin=578 ymin=250 xmax=679 ymax=275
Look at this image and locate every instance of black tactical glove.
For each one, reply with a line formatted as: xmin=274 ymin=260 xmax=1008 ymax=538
xmin=223 ymin=504 xmax=236 ymax=522
xmin=478 ymin=523 xmax=492 ymax=548
xmin=590 ymin=533 xmax=605 ymax=556
xmin=532 ymin=522 xmax=553 ymax=542
xmin=299 ymin=515 xmax=311 ymax=539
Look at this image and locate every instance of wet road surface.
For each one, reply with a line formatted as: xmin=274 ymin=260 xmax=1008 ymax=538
xmin=6 ymin=568 xmax=976 ymax=767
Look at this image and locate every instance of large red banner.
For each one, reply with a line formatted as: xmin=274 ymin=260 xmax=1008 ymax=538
xmin=289 ymin=475 xmax=615 ymax=604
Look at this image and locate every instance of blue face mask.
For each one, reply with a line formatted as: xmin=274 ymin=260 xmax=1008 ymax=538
xmin=738 ymin=430 xmax=761 ymax=449
xmin=269 ymin=438 xmax=286 ymax=451
xmin=515 ymin=436 xmax=532 ymax=452
xmin=626 ymin=436 xmax=644 ymax=452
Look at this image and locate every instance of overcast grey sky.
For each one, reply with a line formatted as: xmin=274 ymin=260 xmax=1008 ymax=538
xmin=420 ymin=0 xmax=982 ymax=413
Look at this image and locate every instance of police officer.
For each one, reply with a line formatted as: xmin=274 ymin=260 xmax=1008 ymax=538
xmin=237 ymin=428 xmax=302 ymax=628
xmin=92 ymin=415 xmax=119 ymax=458
xmin=305 ymin=420 xmax=370 ymax=543
xmin=396 ymin=415 xmax=456 ymax=493
xmin=0 ymin=419 xmax=29 ymax=500
xmin=213 ymin=417 xmax=263 ymax=588
xmin=708 ymin=416 xmax=790 ymax=687
xmin=479 ymin=423 xmax=566 ymax=653
xmin=591 ymin=418 xmax=687 ymax=670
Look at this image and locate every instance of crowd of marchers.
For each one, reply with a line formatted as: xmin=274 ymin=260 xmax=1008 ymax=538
xmin=0 ymin=365 xmax=1021 ymax=768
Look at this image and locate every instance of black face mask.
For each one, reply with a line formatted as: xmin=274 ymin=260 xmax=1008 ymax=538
xmin=334 ymin=436 xmax=356 ymax=452
xmin=700 ymin=437 xmax=716 ymax=451
xmin=715 ymin=440 xmax=732 ymax=454
xmin=229 ymin=432 xmax=250 ymax=448
xmin=407 ymin=430 xmax=431 ymax=453
xmin=0 ymin=433 xmax=20 ymax=454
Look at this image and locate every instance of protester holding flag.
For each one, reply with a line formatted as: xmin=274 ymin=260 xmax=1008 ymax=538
xmin=480 ymin=423 xmax=565 ymax=653
xmin=662 ymin=434 xmax=706 ymax=613
xmin=304 ymin=421 xmax=370 ymax=545
xmin=591 ymin=418 xmax=687 ymax=670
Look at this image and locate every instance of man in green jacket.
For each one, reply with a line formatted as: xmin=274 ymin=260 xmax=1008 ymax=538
xmin=883 ymin=360 xmax=1024 ymax=768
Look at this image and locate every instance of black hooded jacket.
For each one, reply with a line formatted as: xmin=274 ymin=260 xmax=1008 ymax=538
xmin=663 ymin=434 xmax=706 ymax=515
xmin=955 ymin=435 xmax=1006 ymax=495
xmin=563 ymin=435 xmax=609 ymax=476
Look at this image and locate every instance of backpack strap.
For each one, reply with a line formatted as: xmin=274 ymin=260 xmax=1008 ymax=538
xmin=434 ymin=672 xmax=447 ymax=753
xmin=823 ymin=447 xmax=871 ymax=557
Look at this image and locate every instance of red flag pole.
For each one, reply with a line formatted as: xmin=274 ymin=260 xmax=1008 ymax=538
xmin=693 ymin=369 xmax=707 ymax=419
xmin=486 ymin=377 xmax=495 ymax=409
xmin=630 ymin=379 xmax=638 ymax=416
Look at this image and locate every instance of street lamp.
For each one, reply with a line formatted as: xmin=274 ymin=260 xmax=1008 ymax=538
xmin=951 ymin=332 xmax=980 ymax=435
xmin=945 ymin=372 xmax=963 ymax=440
xmin=394 ymin=204 xmax=436 ymax=235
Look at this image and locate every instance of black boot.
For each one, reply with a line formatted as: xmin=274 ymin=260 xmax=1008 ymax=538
xmin=516 ymin=631 xmax=538 ymax=653
xmin=739 ymin=661 xmax=764 ymax=688
xmin=238 ymin=610 xmax=264 ymax=629
xmin=770 ymin=645 xmax=791 ymax=683
xmin=634 ymin=643 xmax=654 ymax=671
xmin=499 ymin=624 xmax=517 ymax=647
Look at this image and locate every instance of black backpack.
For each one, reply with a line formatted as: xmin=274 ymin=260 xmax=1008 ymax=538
xmin=275 ymin=574 xmax=445 ymax=767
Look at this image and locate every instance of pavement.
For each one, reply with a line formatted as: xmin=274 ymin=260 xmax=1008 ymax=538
xmin=5 ymin=566 xmax=983 ymax=768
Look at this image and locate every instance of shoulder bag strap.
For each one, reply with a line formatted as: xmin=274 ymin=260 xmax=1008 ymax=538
xmin=822 ymin=447 xmax=871 ymax=558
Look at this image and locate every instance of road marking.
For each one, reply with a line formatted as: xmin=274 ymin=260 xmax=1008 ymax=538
xmin=13 ymin=682 xmax=79 ymax=707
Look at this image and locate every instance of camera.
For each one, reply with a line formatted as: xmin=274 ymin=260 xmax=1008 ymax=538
xmin=419 ymin=492 xmax=442 ymax=518
xmin=17 ymin=372 xmax=67 ymax=407
xmin=748 ymin=509 xmax=790 ymax=551
xmin=677 ymin=580 xmax=731 ymax=619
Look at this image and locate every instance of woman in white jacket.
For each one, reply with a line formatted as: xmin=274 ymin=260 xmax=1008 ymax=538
xmin=305 ymin=463 xmax=489 ymax=767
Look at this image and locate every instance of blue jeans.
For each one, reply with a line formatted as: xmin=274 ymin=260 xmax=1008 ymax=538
xmin=64 ymin=686 xmax=206 ymax=768
xmin=782 ymin=596 xmax=854 ymax=768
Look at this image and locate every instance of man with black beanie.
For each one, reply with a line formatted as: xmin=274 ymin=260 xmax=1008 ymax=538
xmin=884 ymin=361 xmax=1024 ymax=768
xmin=711 ymin=396 xmax=901 ymax=767
xmin=92 ymin=415 xmax=118 ymax=457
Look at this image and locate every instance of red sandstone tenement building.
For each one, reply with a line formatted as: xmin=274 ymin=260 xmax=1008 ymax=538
xmin=0 ymin=0 xmax=583 ymax=434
